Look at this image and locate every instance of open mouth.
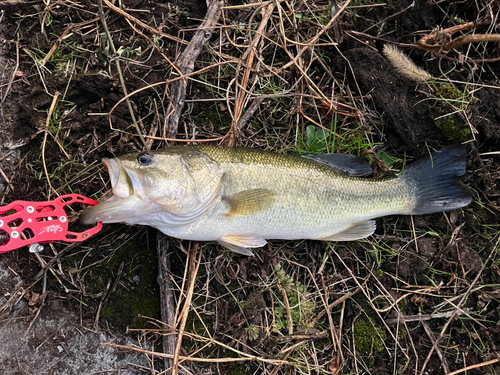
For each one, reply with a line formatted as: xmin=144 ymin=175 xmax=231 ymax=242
xmin=103 ymin=158 xmax=134 ymax=198
xmin=79 ymin=159 xmax=135 ymax=225
xmin=80 ymin=157 xmax=155 ymax=225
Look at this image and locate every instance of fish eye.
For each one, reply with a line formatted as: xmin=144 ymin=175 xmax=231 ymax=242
xmin=137 ymin=153 xmax=152 ymax=166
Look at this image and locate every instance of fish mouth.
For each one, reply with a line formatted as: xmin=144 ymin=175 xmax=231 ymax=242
xmin=103 ymin=158 xmax=134 ymax=198
xmin=80 ymin=194 xmax=124 ymax=224
xmin=80 ymin=158 xmax=147 ymax=225
xmin=102 ymin=158 xmax=115 ymax=187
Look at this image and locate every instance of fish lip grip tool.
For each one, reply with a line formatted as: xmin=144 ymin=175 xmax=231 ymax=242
xmin=0 ymin=194 xmax=102 ymax=254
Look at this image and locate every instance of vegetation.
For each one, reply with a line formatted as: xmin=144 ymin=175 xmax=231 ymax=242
xmin=1 ymin=0 xmax=499 ymax=374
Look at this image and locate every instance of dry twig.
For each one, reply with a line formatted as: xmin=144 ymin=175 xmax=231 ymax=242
xmin=385 ymin=308 xmax=472 ymax=325
xmin=227 ymin=2 xmax=275 ymax=145
xmin=446 ymin=358 xmax=500 ymax=375
xmin=41 ymin=92 xmax=60 ymax=198
xmin=165 ymin=0 xmax=224 ymax=139
xmin=157 ymin=233 xmax=177 ymax=374
xmin=102 ymin=0 xmax=188 ymax=45
xmin=417 ymin=19 xmax=491 ymax=53
xmin=422 ymin=321 xmax=450 ymax=374
xmin=101 ymin=342 xmax=292 ymax=365
xmin=172 ymin=243 xmax=202 ymax=375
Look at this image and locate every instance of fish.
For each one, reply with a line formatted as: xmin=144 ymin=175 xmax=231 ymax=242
xmin=80 ymin=145 xmax=472 ymax=256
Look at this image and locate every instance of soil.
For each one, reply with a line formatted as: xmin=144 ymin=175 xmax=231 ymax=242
xmin=0 ymin=0 xmax=499 ymax=374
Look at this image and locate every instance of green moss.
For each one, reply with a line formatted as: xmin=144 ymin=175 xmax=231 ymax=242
xmin=398 ymin=295 xmax=408 ymax=311
xmin=226 ymin=280 xmax=239 ymax=292
xmin=226 ymin=362 xmax=247 ymax=375
xmin=185 ymin=309 xmax=212 ymax=336
xmin=435 ymin=83 xmax=464 ymax=100
xmin=241 ymin=290 xmax=265 ymax=311
xmin=430 ymin=82 xmax=476 ymax=142
xmin=183 ymin=308 xmax=214 ymax=355
xmin=397 ymin=326 xmax=407 ymax=339
xmin=435 ymin=115 xmax=471 ymax=142
xmin=353 ymin=317 xmax=387 ymax=355
xmin=101 ymin=291 xmax=160 ymax=329
xmin=313 ymin=338 xmax=330 ymax=351
xmin=272 ymin=265 xmax=316 ymax=332
xmin=80 ymin=229 xmax=161 ymax=331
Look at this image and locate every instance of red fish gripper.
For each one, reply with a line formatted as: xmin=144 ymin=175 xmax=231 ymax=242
xmin=0 ymin=194 xmax=102 ymax=254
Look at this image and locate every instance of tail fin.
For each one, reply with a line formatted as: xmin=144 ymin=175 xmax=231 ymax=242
xmin=401 ymin=146 xmax=472 ymax=215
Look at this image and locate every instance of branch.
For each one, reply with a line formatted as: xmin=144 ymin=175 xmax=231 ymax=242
xmin=165 ymin=0 xmax=224 ymax=139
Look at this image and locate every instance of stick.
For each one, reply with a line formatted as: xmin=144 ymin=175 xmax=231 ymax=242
xmin=446 ymin=359 xmax=499 ymax=375
xmin=385 ymin=308 xmax=472 ymax=325
xmin=165 ymin=0 xmax=224 ymax=139
xmin=422 ymin=321 xmax=450 ymax=374
xmin=0 ymin=0 xmax=40 ymax=9
xmin=101 ymin=342 xmax=292 ymax=365
xmin=157 ymin=233 xmax=177 ymax=374
xmin=416 ymin=19 xmax=493 ymax=53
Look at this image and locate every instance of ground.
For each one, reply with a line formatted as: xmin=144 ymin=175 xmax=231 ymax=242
xmin=0 ymin=0 xmax=499 ymax=374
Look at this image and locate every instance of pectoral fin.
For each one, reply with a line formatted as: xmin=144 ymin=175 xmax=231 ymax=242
xmin=320 ymin=220 xmax=376 ymax=241
xmin=218 ymin=234 xmax=267 ymax=256
xmin=223 ymin=189 xmax=277 ymax=217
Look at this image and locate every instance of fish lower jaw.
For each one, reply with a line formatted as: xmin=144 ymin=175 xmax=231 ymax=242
xmin=80 ymin=194 xmax=156 ymax=225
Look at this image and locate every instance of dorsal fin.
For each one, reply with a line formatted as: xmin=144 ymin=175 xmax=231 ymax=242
xmin=303 ymin=153 xmax=372 ymax=176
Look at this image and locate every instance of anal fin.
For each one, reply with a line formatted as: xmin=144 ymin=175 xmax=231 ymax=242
xmin=320 ymin=220 xmax=376 ymax=241
xmin=218 ymin=235 xmax=267 ymax=256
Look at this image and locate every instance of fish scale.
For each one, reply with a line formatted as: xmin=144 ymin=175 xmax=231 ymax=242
xmin=189 ymin=147 xmax=410 ymax=240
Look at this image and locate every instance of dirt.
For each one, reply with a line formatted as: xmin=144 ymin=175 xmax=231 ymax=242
xmin=337 ymin=47 xmax=440 ymax=156
xmin=0 ymin=0 xmax=499 ymax=374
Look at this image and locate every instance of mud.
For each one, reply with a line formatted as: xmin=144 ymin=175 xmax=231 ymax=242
xmin=0 ymin=257 xmax=147 ymax=374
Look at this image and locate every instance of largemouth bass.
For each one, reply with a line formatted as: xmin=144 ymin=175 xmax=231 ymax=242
xmin=80 ymin=146 xmax=471 ymax=255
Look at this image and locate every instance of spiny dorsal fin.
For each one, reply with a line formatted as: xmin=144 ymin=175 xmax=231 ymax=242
xmin=303 ymin=153 xmax=372 ymax=176
xmin=320 ymin=220 xmax=376 ymax=241
xmin=223 ymin=189 xmax=277 ymax=217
